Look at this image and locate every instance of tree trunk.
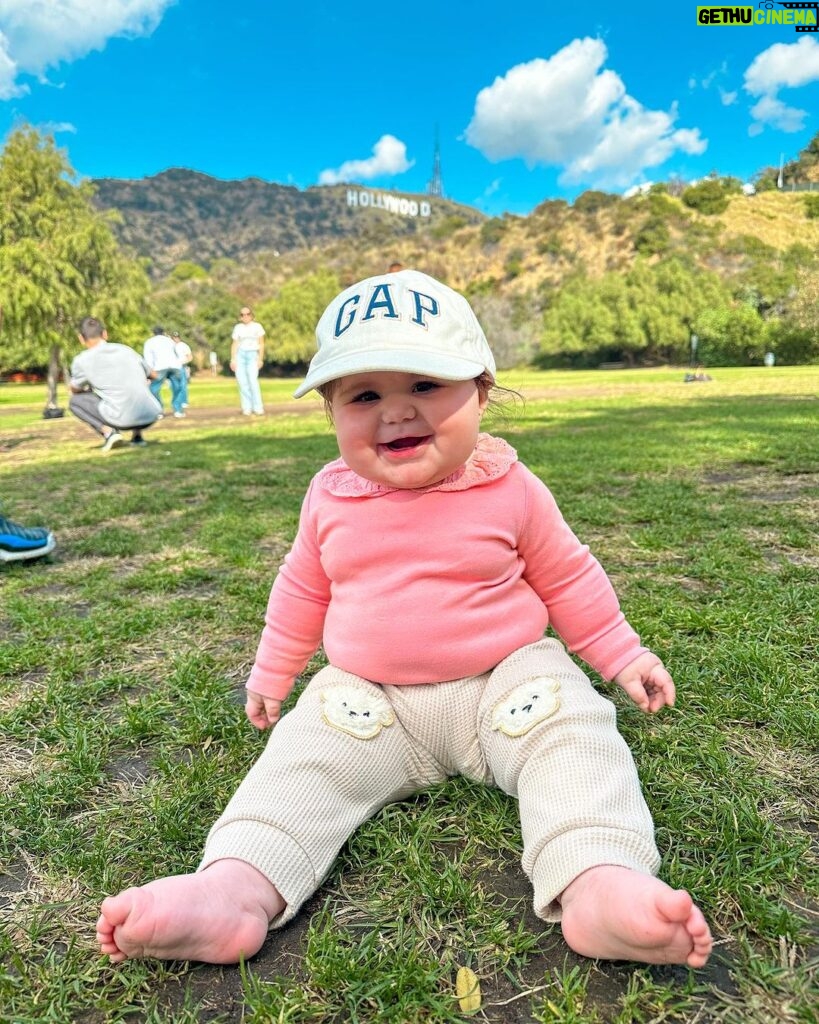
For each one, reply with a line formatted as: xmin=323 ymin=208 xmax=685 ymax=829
xmin=46 ymin=344 xmax=62 ymax=410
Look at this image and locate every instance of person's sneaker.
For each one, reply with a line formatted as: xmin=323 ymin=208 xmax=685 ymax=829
xmin=0 ymin=515 xmax=56 ymax=563
xmin=101 ymin=431 xmax=124 ymax=453
xmin=173 ymin=411 xmax=186 ymax=418
xmin=130 ymin=436 xmax=148 ymax=448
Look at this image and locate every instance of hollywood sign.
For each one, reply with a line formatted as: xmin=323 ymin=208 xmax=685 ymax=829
xmin=346 ymin=189 xmax=432 ymax=218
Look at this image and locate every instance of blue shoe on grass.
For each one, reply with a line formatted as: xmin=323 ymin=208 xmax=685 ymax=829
xmin=0 ymin=515 xmax=56 ymax=563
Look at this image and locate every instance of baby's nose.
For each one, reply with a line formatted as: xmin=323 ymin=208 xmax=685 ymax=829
xmin=381 ymin=396 xmax=416 ymax=422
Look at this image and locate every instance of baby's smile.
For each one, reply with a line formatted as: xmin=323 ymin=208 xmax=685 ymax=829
xmin=382 ymin=435 xmax=431 ymax=454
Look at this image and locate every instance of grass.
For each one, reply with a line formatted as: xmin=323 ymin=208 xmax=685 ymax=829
xmin=1 ymin=367 xmax=817 ymax=1023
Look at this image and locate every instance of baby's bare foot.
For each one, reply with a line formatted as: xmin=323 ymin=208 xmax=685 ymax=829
xmin=559 ymin=865 xmax=712 ymax=968
xmin=96 ymin=859 xmax=284 ymax=963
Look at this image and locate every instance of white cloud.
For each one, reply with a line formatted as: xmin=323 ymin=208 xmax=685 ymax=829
xmin=318 ymin=134 xmax=414 ymax=185
xmin=748 ymin=94 xmax=807 ymax=135
xmin=719 ymin=89 xmax=737 ymax=107
xmin=37 ymin=120 xmax=76 ymax=135
xmin=0 ymin=29 xmax=23 ymax=99
xmin=0 ymin=0 xmax=174 ymax=99
xmin=743 ymin=37 xmax=819 ymax=134
xmin=744 ymin=36 xmax=819 ymax=95
xmin=463 ymin=38 xmax=706 ymax=189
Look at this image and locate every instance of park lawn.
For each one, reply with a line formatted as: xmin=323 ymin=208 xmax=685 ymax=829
xmin=0 ymin=366 xmax=817 ymax=1023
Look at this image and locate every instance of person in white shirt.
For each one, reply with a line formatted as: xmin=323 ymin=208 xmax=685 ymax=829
xmin=171 ymin=331 xmax=193 ymax=409
xmin=230 ymin=307 xmax=265 ymax=415
xmin=143 ymin=326 xmax=185 ymax=418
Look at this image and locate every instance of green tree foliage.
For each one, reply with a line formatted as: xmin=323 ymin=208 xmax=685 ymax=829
xmin=729 ymin=238 xmax=817 ymax=318
xmin=256 ymin=269 xmax=341 ymax=366
xmin=0 ymin=127 xmax=149 ymax=403
xmin=539 ymin=257 xmax=732 ymax=366
xmin=769 ymin=266 xmax=819 ymax=364
xmin=168 ymin=260 xmax=209 ymax=281
xmin=151 ymin=272 xmax=237 ymax=367
xmin=693 ymin=304 xmax=768 ymax=365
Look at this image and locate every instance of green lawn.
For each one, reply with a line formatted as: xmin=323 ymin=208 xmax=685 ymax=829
xmin=1 ymin=367 xmax=817 ymax=1023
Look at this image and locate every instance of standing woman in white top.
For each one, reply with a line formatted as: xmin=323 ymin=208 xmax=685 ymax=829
xmin=230 ymin=307 xmax=266 ymax=415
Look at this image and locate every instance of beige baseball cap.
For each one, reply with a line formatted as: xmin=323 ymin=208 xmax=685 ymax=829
xmin=293 ymin=269 xmax=496 ymax=398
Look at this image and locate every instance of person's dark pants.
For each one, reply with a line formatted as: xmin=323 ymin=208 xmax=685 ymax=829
xmin=69 ymin=392 xmax=155 ymax=439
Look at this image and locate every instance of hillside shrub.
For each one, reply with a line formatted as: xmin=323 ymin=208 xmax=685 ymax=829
xmin=480 ymin=218 xmax=506 ymax=246
xmin=803 ymin=195 xmax=819 ymax=219
xmin=536 ymin=233 xmax=564 ymax=258
xmin=573 ymin=190 xmax=620 ymax=215
xmin=723 ymin=234 xmax=776 ymax=259
xmin=431 ymin=214 xmax=468 ymax=240
xmin=634 ymin=218 xmax=671 ymax=255
xmin=532 ymin=198 xmax=568 ymax=218
xmin=681 ymin=178 xmax=740 ymax=215
xmin=646 ymin=192 xmax=679 ymax=218
xmin=505 ymin=249 xmax=524 ymax=279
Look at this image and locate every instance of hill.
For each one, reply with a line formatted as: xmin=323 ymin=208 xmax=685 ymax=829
xmin=289 ymin=186 xmax=819 ymax=304
xmin=91 ymin=168 xmax=485 ymax=275
xmin=93 ymin=168 xmax=819 ymax=369
xmin=93 ymin=169 xmax=819 ymax=300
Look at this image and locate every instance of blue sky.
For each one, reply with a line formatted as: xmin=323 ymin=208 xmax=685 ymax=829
xmin=1 ymin=1 xmax=818 ymax=216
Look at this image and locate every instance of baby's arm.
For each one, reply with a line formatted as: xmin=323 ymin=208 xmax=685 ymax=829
xmin=246 ymin=690 xmax=283 ymax=730
xmin=613 ymin=652 xmax=676 ymax=714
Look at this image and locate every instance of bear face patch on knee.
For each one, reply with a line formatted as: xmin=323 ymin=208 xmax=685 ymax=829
xmin=320 ymin=685 xmax=395 ymax=739
xmin=491 ymin=677 xmax=560 ymax=737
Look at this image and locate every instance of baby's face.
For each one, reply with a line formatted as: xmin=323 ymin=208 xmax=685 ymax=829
xmin=330 ymin=371 xmax=487 ymax=489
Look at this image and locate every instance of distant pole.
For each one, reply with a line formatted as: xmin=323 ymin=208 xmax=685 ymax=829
xmin=427 ymin=125 xmax=444 ymax=198
xmin=690 ymin=333 xmax=698 ymax=368
xmin=777 ymin=153 xmax=784 ymax=190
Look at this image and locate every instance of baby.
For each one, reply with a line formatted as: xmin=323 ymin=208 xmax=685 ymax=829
xmin=97 ymin=270 xmax=712 ymax=968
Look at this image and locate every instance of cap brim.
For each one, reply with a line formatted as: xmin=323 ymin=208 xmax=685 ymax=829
xmin=293 ymin=349 xmax=488 ymax=398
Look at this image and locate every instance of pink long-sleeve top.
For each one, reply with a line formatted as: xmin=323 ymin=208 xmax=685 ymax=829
xmin=247 ymin=435 xmax=647 ymax=701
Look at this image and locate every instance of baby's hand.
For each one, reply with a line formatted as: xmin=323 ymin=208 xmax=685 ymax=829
xmin=245 ymin=690 xmax=283 ymax=730
xmin=613 ymin=652 xmax=676 ymax=714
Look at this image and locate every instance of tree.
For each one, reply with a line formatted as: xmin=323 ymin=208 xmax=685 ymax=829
xmin=0 ymin=127 xmax=149 ymax=410
xmin=768 ymin=266 xmax=819 ymax=364
xmin=538 ymin=257 xmax=733 ymax=367
xmin=257 ymin=269 xmax=341 ymax=367
xmin=693 ymin=304 xmax=768 ymax=365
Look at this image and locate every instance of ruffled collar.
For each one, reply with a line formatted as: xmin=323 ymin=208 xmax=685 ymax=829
xmin=317 ymin=433 xmax=518 ymax=498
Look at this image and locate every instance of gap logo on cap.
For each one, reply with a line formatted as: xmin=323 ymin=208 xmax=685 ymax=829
xmin=333 ymin=282 xmax=440 ymax=339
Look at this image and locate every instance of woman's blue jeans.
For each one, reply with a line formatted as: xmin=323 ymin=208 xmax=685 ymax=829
xmin=236 ymin=350 xmax=264 ymax=414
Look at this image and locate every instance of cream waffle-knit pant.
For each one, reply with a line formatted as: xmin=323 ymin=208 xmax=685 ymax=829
xmin=200 ymin=638 xmax=661 ymax=927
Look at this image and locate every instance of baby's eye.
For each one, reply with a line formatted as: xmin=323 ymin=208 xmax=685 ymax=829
xmin=351 ymin=390 xmax=380 ymax=403
xmin=412 ymin=380 xmax=440 ymax=394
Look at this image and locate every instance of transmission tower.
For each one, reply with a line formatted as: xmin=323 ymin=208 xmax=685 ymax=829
xmin=427 ymin=126 xmax=444 ymax=198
